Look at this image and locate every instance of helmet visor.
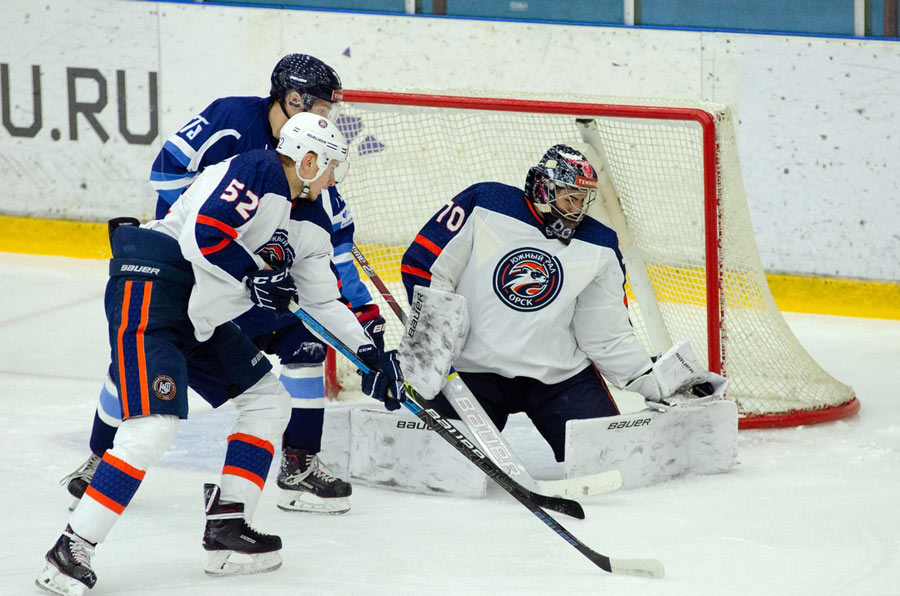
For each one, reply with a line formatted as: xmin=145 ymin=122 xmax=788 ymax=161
xmin=304 ymin=94 xmax=342 ymax=121
xmin=331 ymin=156 xmax=350 ymax=184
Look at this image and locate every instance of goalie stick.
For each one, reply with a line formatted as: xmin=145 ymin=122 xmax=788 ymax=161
xmin=349 ymin=244 xmax=623 ymax=499
xmin=290 ymin=303 xmax=664 ymax=578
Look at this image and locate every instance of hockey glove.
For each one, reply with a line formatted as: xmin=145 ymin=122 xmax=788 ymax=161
xmin=353 ymin=304 xmax=386 ymax=352
xmin=625 ymin=340 xmax=728 ymax=412
xmin=357 ymin=345 xmax=405 ymax=411
xmin=246 ymin=267 xmax=298 ymax=313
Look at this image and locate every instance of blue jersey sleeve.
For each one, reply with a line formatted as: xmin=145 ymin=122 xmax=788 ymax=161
xmin=325 ymin=187 xmax=373 ymax=308
xmin=400 ymin=184 xmax=479 ymax=302
xmin=150 ymin=97 xmax=271 ymax=210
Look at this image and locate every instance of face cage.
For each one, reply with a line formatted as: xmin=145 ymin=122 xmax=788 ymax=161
xmin=543 ymin=181 xmax=596 ymax=224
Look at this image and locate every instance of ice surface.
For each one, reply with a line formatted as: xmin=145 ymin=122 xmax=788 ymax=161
xmin=1 ymin=253 xmax=898 ymax=596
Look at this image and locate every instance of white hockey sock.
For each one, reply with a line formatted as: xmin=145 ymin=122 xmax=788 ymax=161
xmin=219 ymin=373 xmax=290 ymax=521
xmin=96 ymin=374 xmax=123 ymax=428
xmin=69 ymin=415 xmax=178 ymax=544
xmin=279 ymin=362 xmax=326 ymax=409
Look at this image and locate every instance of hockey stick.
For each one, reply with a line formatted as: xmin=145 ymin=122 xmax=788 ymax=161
xmin=350 ymin=244 xmax=623 ymax=498
xmin=290 ymin=303 xmax=664 ymax=578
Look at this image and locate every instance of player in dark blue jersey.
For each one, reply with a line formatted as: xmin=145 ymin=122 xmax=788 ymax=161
xmin=61 ymin=54 xmax=384 ymax=516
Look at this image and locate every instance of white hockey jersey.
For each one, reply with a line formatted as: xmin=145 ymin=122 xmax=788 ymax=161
xmin=146 ymin=149 xmax=369 ymax=351
xmin=401 ymin=182 xmax=653 ymax=387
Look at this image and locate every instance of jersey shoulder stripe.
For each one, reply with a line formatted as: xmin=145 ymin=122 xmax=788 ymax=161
xmin=573 ymin=217 xmax=620 ymax=251
xmin=290 ymin=197 xmax=332 ymax=235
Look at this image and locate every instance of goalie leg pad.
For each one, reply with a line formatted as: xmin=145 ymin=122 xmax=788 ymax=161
xmin=565 ymin=400 xmax=737 ymax=489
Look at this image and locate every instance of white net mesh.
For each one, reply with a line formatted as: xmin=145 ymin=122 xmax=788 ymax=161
xmin=329 ymin=90 xmax=855 ymax=426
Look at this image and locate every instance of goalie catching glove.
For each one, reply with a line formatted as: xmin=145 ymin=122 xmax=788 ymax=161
xmin=624 ymin=340 xmax=727 ymax=411
xmin=357 ymin=345 xmax=405 ymax=411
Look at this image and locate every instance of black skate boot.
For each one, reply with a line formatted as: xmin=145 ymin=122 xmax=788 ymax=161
xmin=202 ymin=483 xmax=282 ymax=576
xmin=35 ymin=526 xmax=97 ymax=596
xmin=277 ymin=447 xmax=352 ymax=514
xmin=59 ymin=453 xmax=101 ymax=510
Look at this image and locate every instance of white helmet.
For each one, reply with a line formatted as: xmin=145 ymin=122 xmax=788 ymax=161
xmin=276 ymin=112 xmax=350 ymax=186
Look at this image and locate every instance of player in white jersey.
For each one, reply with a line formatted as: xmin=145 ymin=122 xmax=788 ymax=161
xmin=61 ymin=53 xmax=384 ymax=515
xmin=400 ymin=144 xmax=716 ymax=462
xmin=36 ymin=113 xmax=404 ymax=596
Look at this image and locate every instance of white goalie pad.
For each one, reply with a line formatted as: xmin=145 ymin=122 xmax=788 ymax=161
xmin=564 ymin=400 xmax=738 ymax=490
xmin=398 ymin=286 xmax=469 ymax=399
xmin=347 ymin=407 xmax=488 ymax=497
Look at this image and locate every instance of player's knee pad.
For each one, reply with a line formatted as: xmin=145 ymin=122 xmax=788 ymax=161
xmin=231 ymin=373 xmax=291 ymax=440
xmin=106 ymin=414 xmax=179 ymax=471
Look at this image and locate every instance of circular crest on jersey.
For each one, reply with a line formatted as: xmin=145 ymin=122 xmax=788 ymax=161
xmin=153 ymin=375 xmax=177 ymax=401
xmin=493 ymin=248 xmax=563 ymax=312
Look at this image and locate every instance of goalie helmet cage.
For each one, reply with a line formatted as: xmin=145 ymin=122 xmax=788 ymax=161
xmin=325 ymin=89 xmax=859 ymax=430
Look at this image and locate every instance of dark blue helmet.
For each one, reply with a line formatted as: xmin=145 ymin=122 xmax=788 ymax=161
xmin=270 ymin=54 xmax=342 ymax=112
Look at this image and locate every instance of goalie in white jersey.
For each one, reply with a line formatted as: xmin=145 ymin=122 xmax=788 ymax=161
xmin=401 ymin=144 xmax=721 ymax=463
xmin=36 ymin=113 xmax=404 ymax=596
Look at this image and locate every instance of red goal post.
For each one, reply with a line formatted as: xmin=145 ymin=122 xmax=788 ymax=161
xmin=324 ymin=89 xmax=859 ymax=430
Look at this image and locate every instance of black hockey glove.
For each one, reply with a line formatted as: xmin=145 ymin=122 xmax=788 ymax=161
xmin=246 ymin=267 xmax=298 ymax=313
xmin=357 ymin=345 xmax=405 ymax=411
xmin=353 ymin=304 xmax=386 ymax=352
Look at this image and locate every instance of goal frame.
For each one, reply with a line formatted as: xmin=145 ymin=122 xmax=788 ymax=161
xmin=331 ymin=89 xmax=860 ymax=430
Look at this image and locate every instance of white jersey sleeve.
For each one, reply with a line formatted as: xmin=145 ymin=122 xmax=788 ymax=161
xmin=289 ymin=201 xmax=371 ymax=353
xmin=573 ymin=253 xmax=653 ymax=388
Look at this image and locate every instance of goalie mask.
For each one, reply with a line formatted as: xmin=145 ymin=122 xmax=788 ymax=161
xmin=525 ymin=144 xmax=598 ymax=243
xmin=270 ymin=53 xmax=343 ymax=120
xmin=277 ymin=112 xmax=350 ymax=194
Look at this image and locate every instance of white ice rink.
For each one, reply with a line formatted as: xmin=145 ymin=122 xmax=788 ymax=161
xmin=1 ymin=253 xmax=898 ymax=596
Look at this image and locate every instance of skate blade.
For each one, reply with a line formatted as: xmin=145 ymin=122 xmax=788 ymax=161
xmin=35 ymin=563 xmax=87 ymax=596
xmin=277 ymin=491 xmax=350 ymax=514
xmin=204 ymin=550 xmax=282 ymax=577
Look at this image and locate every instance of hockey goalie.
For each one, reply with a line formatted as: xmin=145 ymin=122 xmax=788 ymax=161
xmin=390 ymin=144 xmax=735 ymax=495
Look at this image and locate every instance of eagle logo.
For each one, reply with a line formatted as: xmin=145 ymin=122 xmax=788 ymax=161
xmin=493 ymin=248 xmax=563 ymax=312
xmin=257 ymin=229 xmax=294 ymax=269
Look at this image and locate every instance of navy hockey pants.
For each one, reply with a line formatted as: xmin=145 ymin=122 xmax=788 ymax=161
xmin=430 ymin=365 xmax=620 ymax=462
xmin=105 ymin=225 xmax=272 ymax=420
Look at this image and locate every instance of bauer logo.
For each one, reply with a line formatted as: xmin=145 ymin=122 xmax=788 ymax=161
xmin=607 ymin=418 xmax=652 ymax=430
xmin=492 ymin=248 xmax=563 ymax=312
xmin=152 ymin=375 xmax=176 ymax=401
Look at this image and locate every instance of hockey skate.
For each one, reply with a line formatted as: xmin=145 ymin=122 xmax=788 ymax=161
xmin=59 ymin=453 xmax=101 ymax=511
xmin=35 ymin=526 xmax=97 ymax=596
xmin=202 ymin=483 xmax=282 ymax=577
xmin=277 ymin=447 xmax=352 ymax=514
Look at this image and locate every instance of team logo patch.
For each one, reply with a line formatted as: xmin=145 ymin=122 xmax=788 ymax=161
xmin=256 ymin=228 xmax=295 ymax=268
xmin=318 ymin=118 xmax=328 ymax=128
xmin=153 ymin=375 xmax=176 ymax=401
xmin=492 ymin=248 xmax=563 ymax=312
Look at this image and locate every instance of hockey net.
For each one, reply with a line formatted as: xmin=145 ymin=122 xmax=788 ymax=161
xmin=325 ymin=89 xmax=858 ymax=429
